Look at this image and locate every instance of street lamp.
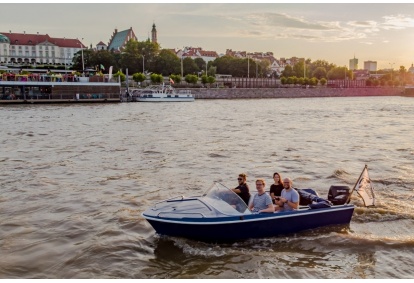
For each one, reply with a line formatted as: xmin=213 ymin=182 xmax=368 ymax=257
xmin=247 ymin=55 xmax=250 ymax=78
xmin=389 ymin=62 xmax=395 ymax=84
xmin=78 ymin=38 xmax=85 ymax=76
xmin=181 ymin=55 xmax=183 ymax=78
xmin=303 ymin=58 xmax=306 ymax=78
xmin=142 ymin=55 xmax=145 ymax=74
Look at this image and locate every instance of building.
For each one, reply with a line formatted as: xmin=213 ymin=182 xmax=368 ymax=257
xmin=107 ymin=27 xmax=137 ymax=52
xmin=96 ymin=41 xmax=107 ymax=51
xmin=364 ymin=61 xmax=377 ymax=72
xmin=177 ymin=47 xmax=219 ymax=63
xmin=151 ymin=23 xmax=157 ymax=44
xmin=408 ymin=64 xmax=414 ymax=74
xmin=0 ymin=31 xmax=84 ymax=66
xmin=349 ymin=56 xmax=358 ymax=70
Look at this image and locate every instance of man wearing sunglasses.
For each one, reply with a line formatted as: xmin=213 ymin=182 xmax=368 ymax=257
xmin=232 ymin=173 xmax=251 ymax=205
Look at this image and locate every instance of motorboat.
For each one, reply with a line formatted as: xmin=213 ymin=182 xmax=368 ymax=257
xmin=142 ymin=182 xmax=355 ymax=242
xmin=132 ymin=84 xmax=194 ymax=102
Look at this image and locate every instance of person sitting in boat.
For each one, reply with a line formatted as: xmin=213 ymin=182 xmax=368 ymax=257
xmin=249 ymin=179 xmax=274 ymax=213
xmin=275 ymin=178 xmax=300 ymax=211
xmin=269 ymin=172 xmax=284 ymax=204
xmin=231 ymin=173 xmax=250 ymax=205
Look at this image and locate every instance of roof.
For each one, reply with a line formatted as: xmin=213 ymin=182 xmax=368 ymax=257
xmin=108 ymin=29 xmax=130 ymax=50
xmin=0 ymin=32 xmax=84 ymax=48
xmin=97 ymin=41 xmax=107 ymax=46
xmin=0 ymin=33 xmax=10 ymax=43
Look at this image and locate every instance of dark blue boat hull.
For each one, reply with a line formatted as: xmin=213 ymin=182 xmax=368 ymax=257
xmin=143 ymin=205 xmax=354 ymax=242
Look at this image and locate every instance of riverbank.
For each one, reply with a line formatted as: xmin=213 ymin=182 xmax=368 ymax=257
xmin=191 ymin=86 xmax=405 ymax=99
xmin=0 ymin=86 xmax=409 ymax=104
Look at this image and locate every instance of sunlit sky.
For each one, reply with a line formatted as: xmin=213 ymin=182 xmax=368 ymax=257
xmin=3 ymin=1 xmax=414 ymax=69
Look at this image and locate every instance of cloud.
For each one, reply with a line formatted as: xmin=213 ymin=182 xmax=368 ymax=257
xmin=381 ymin=14 xmax=414 ymax=30
xmin=247 ymin=13 xmax=336 ymax=31
xmin=224 ymin=11 xmax=414 ymax=44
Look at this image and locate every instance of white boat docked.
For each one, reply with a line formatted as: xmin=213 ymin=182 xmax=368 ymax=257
xmin=132 ymin=84 xmax=194 ymax=102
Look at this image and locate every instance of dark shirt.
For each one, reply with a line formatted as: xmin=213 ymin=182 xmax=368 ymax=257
xmin=235 ymin=183 xmax=250 ymax=205
xmin=269 ymin=184 xmax=284 ymax=204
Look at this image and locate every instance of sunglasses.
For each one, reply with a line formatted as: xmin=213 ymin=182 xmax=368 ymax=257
xmin=237 ymin=178 xmax=243 ymax=180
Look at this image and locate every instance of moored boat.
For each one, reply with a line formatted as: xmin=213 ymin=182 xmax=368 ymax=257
xmin=132 ymin=84 xmax=194 ymax=102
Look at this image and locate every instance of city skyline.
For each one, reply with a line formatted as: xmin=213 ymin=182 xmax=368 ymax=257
xmin=3 ymin=2 xmax=414 ymax=69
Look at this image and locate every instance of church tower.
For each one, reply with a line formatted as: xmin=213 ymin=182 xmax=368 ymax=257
xmin=151 ymin=23 xmax=157 ymax=43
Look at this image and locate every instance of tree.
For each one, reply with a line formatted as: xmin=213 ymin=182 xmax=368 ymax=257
xmin=169 ymin=74 xmax=181 ymax=84
xmin=207 ymin=76 xmax=216 ymax=85
xmin=185 ymin=74 xmax=198 ymax=85
xmin=312 ymin=67 xmax=327 ymax=79
xmin=183 ymin=57 xmax=199 ymax=76
xmin=320 ymin=78 xmax=327 ymax=86
xmin=89 ymin=50 xmax=117 ymax=73
xmin=119 ymin=39 xmax=160 ymax=74
xmin=282 ymin=65 xmax=294 ymax=77
xmin=194 ymin=58 xmax=206 ymax=72
xmin=152 ymin=49 xmax=181 ymax=76
xmin=308 ymin=59 xmax=335 ymax=75
xmin=309 ymin=77 xmax=318 ymax=86
xmin=72 ymin=48 xmax=94 ymax=72
xmin=327 ymin=67 xmax=350 ymax=80
xmin=201 ymin=75 xmax=208 ymax=85
xmin=150 ymin=73 xmax=163 ymax=84
xmin=132 ymin=72 xmax=146 ymax=84
xmin=113 ymin=70 xmax=126 ymax=82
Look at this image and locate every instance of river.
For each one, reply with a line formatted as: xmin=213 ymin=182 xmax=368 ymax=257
xmin=1 ymin=96 xmax=413 ymax=278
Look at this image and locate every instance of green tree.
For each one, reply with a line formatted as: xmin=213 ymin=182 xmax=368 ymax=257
xmin=183 ymin=57 xmax=199 ymax=76
xmin=132 ymin=72 xmax=146 ymax=84
xmin=119 ymin=39 xmax=160 ymax=74
xmin=201 ymin=75 xmax=208 ymax=85
xmin=327 ymin=67 xmax=350 ymax=80
xmin=152 ymin=49 xmax=180 ymax=76
xmin=280 ymin=77 xmax=287 ymax=85
xmin=207 ymin=76 xmax=216 ymax=85
xmin=312 ymin=67 xmax=327 ymax=79
xmin=282 ymin=65 xmax=294 ymax=77
xmin=320 ymin=78 xmax=327 ymax=86
xmin=89 ymin=50 xmax=117 ymax=73
xmin=194 ymin=58 xmax=206 ymax=72
xmin=169 ymin=74 xmax=181 ymax=84
xmin=72 ymin=48 xmax=94 ymax=72
xmin=150 ymin=73 xmax=163 ymax=84
xmin=113 ymin=70 xmax=126 ymax=82
xmin=309 ymin=77 xmax=318 ymax=86
xmin=185 ymin=74 xmax=198 ymax=85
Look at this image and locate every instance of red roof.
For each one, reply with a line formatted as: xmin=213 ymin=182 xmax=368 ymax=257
xmin=0 ymin=32 xmax=85 ymax=48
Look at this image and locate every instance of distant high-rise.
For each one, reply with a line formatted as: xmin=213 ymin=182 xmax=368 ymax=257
xmin=151 ymin=23 xmax=157 ymax=43
xmin=364 ymin=61 xmax=377 ymax=72
xmin=349 ymin=56 xmax=358 ymax=70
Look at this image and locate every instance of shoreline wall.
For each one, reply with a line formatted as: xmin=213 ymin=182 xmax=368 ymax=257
xmin=191 ymin=87 xmax=405 ymax=99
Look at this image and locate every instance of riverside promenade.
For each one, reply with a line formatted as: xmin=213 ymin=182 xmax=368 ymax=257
xmin=190 ymin=86 xmax=405 ymax=99
xmin=0 ymin=86 xmax=409 ymax=104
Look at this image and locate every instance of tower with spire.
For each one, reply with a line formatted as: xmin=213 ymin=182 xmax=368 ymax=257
xmin=151 ymin=23 xmax=157 ymax=43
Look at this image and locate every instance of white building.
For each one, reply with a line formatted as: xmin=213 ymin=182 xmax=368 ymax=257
xmin=0 ymin=31 xmax=84 ymax=66
xmin=364 ymin=60 xmax=377 ymax=72
xmin=349 ymin=57 xmax=358 ymax=70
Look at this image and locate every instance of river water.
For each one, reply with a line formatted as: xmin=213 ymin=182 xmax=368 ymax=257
xmin=1 ymin=96 xmax=413 ymax=279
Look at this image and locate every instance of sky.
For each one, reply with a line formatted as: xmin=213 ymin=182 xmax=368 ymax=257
xmin=2 ymin=1 xmax=414 ymax=69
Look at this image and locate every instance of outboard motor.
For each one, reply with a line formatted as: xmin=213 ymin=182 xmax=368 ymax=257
xmin=327 ymin=185 xmax=351 ymax=205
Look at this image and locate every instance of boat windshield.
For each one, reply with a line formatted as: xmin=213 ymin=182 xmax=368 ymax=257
xmin=202 ymin=182 xmax=251 ymax=215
